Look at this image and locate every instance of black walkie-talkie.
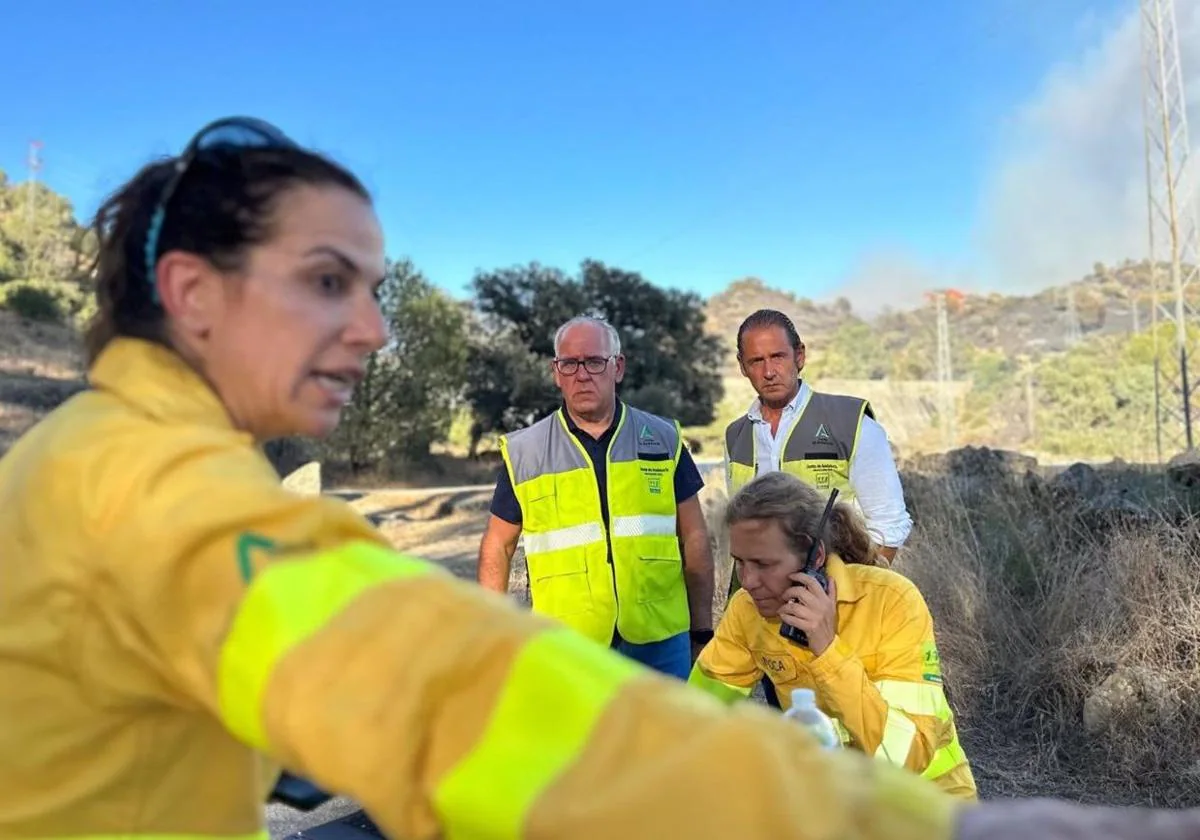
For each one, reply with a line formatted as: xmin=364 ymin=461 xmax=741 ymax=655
xmin=779 ymin=488 xmax=839 ymax=647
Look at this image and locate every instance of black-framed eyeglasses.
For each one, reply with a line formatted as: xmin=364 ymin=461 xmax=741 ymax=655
xmin=553 ymin=356 xmax=614 ymax=376
xmin=143 ymin=116 xmax=298 ymax=303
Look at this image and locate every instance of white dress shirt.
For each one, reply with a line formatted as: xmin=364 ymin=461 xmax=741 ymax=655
xmin=724 ymin=381 xmax=913 ymax=548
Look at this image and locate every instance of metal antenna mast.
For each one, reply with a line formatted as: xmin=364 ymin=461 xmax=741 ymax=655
xmin=1141 ymin=0 xmax=1200 ymax=458
xmin=24 ymin=140 xmax=42 ymax=226
xmin=1064 ymin=286 xmax=1082 ymax=346
xmin=925 ymin=289 xmax=957 ymax=450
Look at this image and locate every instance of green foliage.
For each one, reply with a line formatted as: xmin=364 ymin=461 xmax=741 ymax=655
xmin=0 ymin=281 xmax=66 ymax=322
xmin=463 ymin=327 xmax=560 ymax=456
xmin=473 ymin=263 xmax=585 ymax=357
xmin=468 ymin=260 xmax=726 ymax=440
xmin=0 ymin=277 xmax=93 ymax=326
xmin=0 ymin=168 xmax=96 ymax=326
xmin=323 ymin=259 xmax=469 ymax=471
xmin=580 ymin=260 xmax=725 ymax=425
xmin=803 ymin=320 xmax=890 ymax=380
xmin=1030 ymin=328 xmax=1165 ymax=462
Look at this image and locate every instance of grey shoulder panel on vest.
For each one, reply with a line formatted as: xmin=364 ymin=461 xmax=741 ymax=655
xmin=812 ymin=390 xmax=874 ymax=420
xmin=786 ymin=391 xmax=872 ymax=461
xmin=724 ymin=415 xmax=753 ymax=461
xmin=612 ymin=404 xmax=680 ymax=463
xmin=502 ymin=413 xmax=589 ymax=485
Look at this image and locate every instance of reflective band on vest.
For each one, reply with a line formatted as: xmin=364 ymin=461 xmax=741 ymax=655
xmin=724 ymin=390 xmax=872 ymax=499
xmin=872 ymin=679 xmax=970 ymax=781
xmin=500 ymin=404 xmax=689 ymax=646
xmin=686 ymin=663 xmax=755 ymax=704
xmin=433 ymin=627 xmax=643 ymax=839
xmin=217 ymin=540 xmax=436 ymax=751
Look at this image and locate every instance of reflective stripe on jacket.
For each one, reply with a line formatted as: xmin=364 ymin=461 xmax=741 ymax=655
xmin=689 ymin=555 xmax=978 ymax=801
xmin=0 ymin=337 xmax=964 ymax=840
xmin=499 ymin=404 xmax=689 ymax=645
xmin=724 ymin=390 xmax=872 ymax=499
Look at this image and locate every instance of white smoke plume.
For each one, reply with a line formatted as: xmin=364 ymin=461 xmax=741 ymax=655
xmin=829 ymin=1 xmax=1200 ymax=315
xmin=977 ymin=0 xmax=1200 ymax=292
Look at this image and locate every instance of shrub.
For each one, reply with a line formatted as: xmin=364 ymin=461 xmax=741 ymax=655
xmin=899 ymin=468 xmax=1200 ymax=805
xmin=0 ymin=281 xmax=65 ymax=322
xmin=0 ymin=279 xmax=91 ymax=326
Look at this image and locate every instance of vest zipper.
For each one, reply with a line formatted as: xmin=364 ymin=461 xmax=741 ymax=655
xmin=563 ymin=405 xmax=624 ymax=642
xmin=595 ymin=419 xmax=621 ymax=643
xmin=602 ymin=440 xmax=619 ymax=618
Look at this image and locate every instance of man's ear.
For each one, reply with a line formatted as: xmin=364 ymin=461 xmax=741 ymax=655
xmin=155 ymin=251 xmax=222 ymax=339
xmin=614 ymin=354 xmax=626 ymax=384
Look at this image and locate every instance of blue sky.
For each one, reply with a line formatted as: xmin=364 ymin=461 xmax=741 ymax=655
xmin=1 ymin=0 xmax=1130 ymax=304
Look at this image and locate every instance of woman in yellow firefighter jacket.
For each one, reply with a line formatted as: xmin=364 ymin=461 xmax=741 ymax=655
xmin=4 ymin=116 xmax=1197 ymax=840
xmin=690 ymin=471 xmax=978 ymax=800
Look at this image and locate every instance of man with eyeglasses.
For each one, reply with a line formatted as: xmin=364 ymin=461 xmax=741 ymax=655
xmin=477 ymin=315 xmax=715 ymax=679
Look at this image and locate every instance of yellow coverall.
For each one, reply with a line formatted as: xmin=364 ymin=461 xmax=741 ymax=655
xmin=0 ymin=337 xmax=963 ymax=840
xmin=690 ymin=555 xmax=977 ymax=800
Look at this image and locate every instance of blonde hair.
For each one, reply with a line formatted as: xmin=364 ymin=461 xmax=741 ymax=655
xmin=725 ymin=471 xmax=877 ymax=566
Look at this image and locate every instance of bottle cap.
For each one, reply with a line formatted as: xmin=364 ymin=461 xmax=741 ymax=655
xmin=790 ymin=688 xmax=816 ymax=708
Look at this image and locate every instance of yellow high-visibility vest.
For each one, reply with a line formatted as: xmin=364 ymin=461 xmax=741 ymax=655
xmin=499 ymin=403 xmax=690 ymax=646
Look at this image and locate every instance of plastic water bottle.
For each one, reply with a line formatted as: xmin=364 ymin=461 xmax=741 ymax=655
xmin=783 ymin=688 xmax=841 ymax=749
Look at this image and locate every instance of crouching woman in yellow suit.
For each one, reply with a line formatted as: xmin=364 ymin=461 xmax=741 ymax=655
xmin=690 ymin=471 xmax=978 ymax=800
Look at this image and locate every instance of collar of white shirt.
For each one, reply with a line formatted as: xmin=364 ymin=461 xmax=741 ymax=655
xmin=746 ymin=379 xmax=812 ymax=424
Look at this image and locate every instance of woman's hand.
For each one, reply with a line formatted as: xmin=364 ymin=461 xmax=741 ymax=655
xmin=777 ymin=572 xmax=838 ymax=655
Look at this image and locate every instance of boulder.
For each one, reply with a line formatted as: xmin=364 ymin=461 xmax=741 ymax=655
xmin=902 ymin=446 xmax=1039 ymax=480
xmin=1082 ymin=666 xmax=1180 ymax=735
xmin=263 ymin=437 xmax=320 ymax=480
xmin=1167 ymin=448 xmax=1200 ymax=488
xmin=1049 ymin=462 xmax=1104 ymax=499
xmin=281 ymin=461 xmax=322 ymax=496
xmin=1045 ymin=462 xmax=1162 ymax=530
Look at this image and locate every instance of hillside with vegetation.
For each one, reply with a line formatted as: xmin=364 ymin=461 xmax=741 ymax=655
xmin=700 ymin=267 xmax=1199 ymax=463
xmin=2 ymin=168 xmax=1198 ymax=469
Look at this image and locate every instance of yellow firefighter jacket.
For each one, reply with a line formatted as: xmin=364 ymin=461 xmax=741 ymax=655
xmin=0 ymin=336 xmax=967 ymax=840
xmin=690 ymin=554 xmax=978 ymax=800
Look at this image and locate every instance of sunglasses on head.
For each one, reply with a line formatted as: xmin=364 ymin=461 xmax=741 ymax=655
xmin=143 ymin=116 xmax=298 ymax=303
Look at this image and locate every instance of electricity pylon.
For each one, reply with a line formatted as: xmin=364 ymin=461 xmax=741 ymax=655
xmin=1140 ymin=0 xmax=1200 ymax=459
xmin=925 ymin=289 xmax=960 ymax=451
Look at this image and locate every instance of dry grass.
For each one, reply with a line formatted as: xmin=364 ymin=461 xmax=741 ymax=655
xmin=0 ymin=311 xmax=83 ymax=379
xmin=0 ymin=311 xmax=87 ymax=455
xmin=324 ymin=451 xmax=504 ymax=490
xmin=898 ymin=468 xmax=1200 ymax=805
